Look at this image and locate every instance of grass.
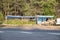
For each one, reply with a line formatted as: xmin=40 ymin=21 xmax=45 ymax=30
xmin=3 ymin=19 xmax=36 ymax=25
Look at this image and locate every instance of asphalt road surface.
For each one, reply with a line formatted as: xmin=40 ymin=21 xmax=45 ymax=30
xmin=0 ymin=28 xmax=60 ymax=40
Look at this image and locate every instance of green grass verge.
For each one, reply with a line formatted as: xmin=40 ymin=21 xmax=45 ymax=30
xmin=3 ymin=19 xmax=36 ymax=25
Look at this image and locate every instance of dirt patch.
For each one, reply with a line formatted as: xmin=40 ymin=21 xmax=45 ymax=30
xmin=0 ymin=24 xmax=60 ymax=30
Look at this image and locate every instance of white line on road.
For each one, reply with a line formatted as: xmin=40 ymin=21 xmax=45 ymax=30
xmin=20 ymin=31 xmax=33 ymax=34
xmin=0 ymin=31 xmax=33 ymax=34
xmin=0 ymin=31 xmax=5 ymax=33
xmin=48 ymin=33 xmax=60 ymax=35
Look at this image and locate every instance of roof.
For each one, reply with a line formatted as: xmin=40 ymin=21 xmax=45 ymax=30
xmin=6 ymin=15 xmax=54 ymax=18
xmin=6 ymin=15 xmax=35 ymax=18
xmin=37 ymin=15 xmax=54 ymax=18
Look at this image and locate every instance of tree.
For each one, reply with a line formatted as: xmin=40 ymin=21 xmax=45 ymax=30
xmin=0 ymin=12 xmax=4 ymax=22
xmin=40 ymin=0 xmax=57 ymax=15
xmin=0 ymin=0 xmax=58 ymax=16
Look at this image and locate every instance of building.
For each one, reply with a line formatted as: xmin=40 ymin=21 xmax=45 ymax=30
xmin=6 ymin=15 xmax=54 ymax=24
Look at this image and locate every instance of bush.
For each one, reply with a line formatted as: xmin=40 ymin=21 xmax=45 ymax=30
xmin=0 ymin=12 xmax=4 ymax=24
xmin=3 ymin=19 xmax=36 ymax=25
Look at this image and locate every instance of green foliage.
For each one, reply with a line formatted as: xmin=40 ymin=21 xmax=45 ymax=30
xmin=0 ymin=12 xmax=4 ymax=23
xmin=40 ymin=0 xmax=57 ymax=15
xmin=3 ymin=19 xmax=36 ymax=25
xmin=0 ymin=0 xmax=57 ymax=16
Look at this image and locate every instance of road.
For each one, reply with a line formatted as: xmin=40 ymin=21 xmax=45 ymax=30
xmin=0 ymin=28 xmax=60 ymax=40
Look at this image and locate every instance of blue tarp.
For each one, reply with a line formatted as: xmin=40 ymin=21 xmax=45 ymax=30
xmin=37 ymin=17 xmax=47 ymax=24
xmin=37 ymin=16 xmax=54 ymax=24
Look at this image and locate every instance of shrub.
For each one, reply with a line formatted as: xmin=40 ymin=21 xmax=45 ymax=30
xmin=3 ymin=19 xmax=36 ymax=25
xmin=0 ymin=12 xmax=4 ymax=24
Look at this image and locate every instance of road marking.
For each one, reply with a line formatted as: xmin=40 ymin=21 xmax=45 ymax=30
xmin=20 ymin=31 xmax=33 ymax=34
xmin=0 ymin=31 xmax=4 ymax=33
xmin=48 ymin=33 xmax=60 ymax=35
xmin=0 ymin=31 xmax=33 ymax=34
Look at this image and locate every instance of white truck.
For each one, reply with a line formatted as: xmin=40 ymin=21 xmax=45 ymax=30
xmin=56 ymin=18 xmax=60 ymax=25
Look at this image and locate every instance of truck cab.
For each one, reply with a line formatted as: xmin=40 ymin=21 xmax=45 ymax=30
xmin=55 ymin=18 xmax=60 ymax=25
